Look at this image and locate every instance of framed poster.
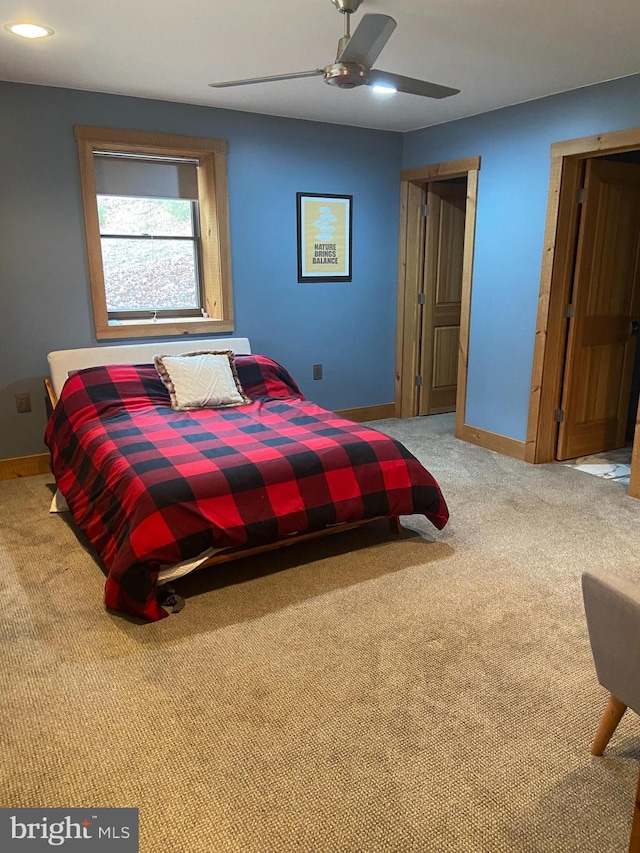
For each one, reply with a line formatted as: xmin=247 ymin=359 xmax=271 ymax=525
xmin=297 ymin=193 xmax=353 ymax=282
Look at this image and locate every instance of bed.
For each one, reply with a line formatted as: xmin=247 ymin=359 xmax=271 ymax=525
xmin=45 ymin=338 xmax=449 ymax=621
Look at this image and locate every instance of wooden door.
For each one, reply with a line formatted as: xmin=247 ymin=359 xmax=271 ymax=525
xmin=398 ymin=181 xmax=427 ymax=418
xmin=557 ymin=159 xmax=640 ymax=460
xmin=419 ymin=181 xmax=466 ymax=415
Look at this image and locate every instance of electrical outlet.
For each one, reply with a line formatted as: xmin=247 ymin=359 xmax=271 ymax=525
xmin=15 ymin=392 xmax=32 ymax=413
xmin=313 ymin=364 xmax=323 ymax=380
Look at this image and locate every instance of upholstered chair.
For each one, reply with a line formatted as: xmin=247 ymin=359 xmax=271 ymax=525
xmin=582 ymin=570 xmax=640 ymax=852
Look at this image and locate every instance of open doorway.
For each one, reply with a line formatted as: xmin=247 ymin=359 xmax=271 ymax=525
xmin=395 ymin=157 xmax=480 ymax=442
xmin=526 ymin=127 xmax=640 ymax=498
xmin=555 ymin=154 xmax=640 ymax=461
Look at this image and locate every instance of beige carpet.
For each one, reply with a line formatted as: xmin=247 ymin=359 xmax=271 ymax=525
xmin=2 ymin=413 xmax=640 ymax=852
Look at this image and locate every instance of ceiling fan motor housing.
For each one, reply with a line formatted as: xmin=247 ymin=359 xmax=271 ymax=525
xmin=324 ymin=62 xmax=369 ymax=88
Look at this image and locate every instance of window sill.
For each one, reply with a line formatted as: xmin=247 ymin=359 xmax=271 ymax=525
xmin=96 ymin=316 xmax=234 ymax=340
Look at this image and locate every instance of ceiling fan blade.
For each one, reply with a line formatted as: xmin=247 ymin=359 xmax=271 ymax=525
xmin=368 ymin=70 xmax=459 ymax=99
xmin=338 ymin=14 xmax=396 ymax=68
xmin=209 ymin=69 xmax=323 ymax=89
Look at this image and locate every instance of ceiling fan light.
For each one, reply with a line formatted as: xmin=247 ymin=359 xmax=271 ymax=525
xmin=372 ymin=84 xmax=396 ymax=94
xmin=5 ymin=22 xmax=54 ymax=39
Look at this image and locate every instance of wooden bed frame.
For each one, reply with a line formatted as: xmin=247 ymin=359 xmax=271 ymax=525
xmin=45 ymin=338 xmax=401 ymax=582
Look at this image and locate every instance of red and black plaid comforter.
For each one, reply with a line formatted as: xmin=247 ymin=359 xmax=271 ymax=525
xmin=45 ymin=355 xmax=448 ymax=621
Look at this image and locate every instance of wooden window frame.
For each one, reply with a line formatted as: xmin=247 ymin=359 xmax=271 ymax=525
xmin=74 ymin=126 xmax=234 ymax=340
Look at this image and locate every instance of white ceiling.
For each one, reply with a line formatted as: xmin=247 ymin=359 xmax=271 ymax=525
xmin=2 ymin=0 xmax=640 ymax=133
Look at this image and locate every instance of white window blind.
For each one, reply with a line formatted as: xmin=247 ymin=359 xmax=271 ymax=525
xmin=93 ymin=154 xmax=199 ymax=200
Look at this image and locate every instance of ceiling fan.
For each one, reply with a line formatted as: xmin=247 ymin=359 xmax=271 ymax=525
xmin=209 ymin=0 xmax=459 ymax=100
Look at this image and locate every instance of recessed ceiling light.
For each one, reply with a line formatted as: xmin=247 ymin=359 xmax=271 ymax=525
xmin=4 ymin=22 xmax=54 ymax=39
xmin=371 ymin=84 xmax=397 ymax=95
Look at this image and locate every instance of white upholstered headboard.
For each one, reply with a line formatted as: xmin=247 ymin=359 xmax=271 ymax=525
xmin=47 ymin=337 xmax=252 ymax=399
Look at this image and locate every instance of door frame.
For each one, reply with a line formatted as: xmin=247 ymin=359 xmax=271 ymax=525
xmin=525 ymin=127 xmax=640 ymax=496
xmin=395 ymin=156 xmax=481 ymax=442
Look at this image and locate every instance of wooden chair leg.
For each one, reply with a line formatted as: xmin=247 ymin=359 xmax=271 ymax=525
xmin=628 ymin=765 xmax=640 ymax=853
xmin=591 ymin=693 xmax=628 ymax=756
xmin=388 ymin=516 xmax=402 ymax=534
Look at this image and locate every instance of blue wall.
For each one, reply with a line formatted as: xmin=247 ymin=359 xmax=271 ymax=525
xmin=404 ymin=73 xmax=640 ymax=441
xmin=4 ymin=73 xmax=640 ymax=459
xmin=0 ymin=82 xmax=402 ymax=458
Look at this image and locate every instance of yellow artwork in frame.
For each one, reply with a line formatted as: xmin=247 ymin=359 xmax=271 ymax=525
xmin=297 ymin=193 xmax=352 ymax=282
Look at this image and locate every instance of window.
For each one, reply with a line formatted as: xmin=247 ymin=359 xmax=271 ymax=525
xmin=74 ymin=127 xmax=234 ymax=339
